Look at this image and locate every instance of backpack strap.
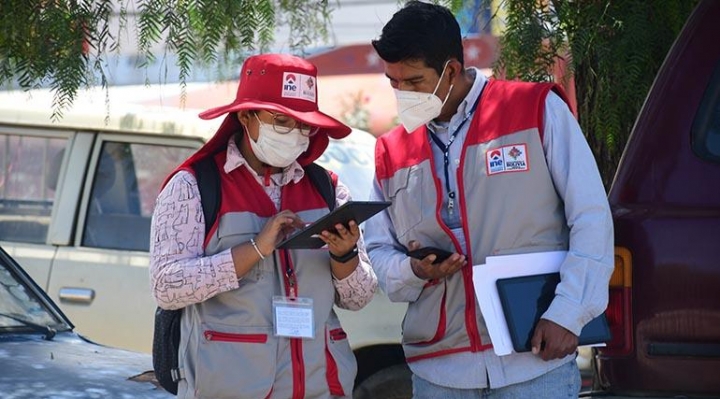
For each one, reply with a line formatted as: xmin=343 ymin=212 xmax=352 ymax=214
xmin=153 ymin=157 xmax=220 ymax=395
xmin=191 ymin=156 xmax=221 ymax=236
xmin=304 ymin=162 xmax=336 ymax=212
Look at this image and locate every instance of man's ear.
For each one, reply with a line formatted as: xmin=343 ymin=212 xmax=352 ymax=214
xmin=447 ymin=59 xmax=462 ymax=81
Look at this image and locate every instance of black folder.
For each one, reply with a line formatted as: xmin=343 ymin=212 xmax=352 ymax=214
xmin=495 ymin=272 xmax=611 ymax=352
xmin=277 ymin=201 xmax=391 ymax=249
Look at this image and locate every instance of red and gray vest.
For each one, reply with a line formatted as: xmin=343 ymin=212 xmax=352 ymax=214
xmin=375 ymin=80 xmax=570 ymax=362
xmin=178 ymin=151 xmax=355 ymax=399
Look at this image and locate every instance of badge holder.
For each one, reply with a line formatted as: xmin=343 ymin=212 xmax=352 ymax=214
xmin=272 ymin=296 xmax=314 ymax=339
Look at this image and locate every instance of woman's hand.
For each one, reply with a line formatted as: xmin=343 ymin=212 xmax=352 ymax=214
xmin=318 ymin=220 xmax=360 ymax=258
xmin=319 ymin=220 xmax=361 ymax=280
xmin=254 ymin=210 xmax=305 ymax=256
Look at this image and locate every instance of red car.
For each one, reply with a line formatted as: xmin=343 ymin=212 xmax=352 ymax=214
xmin=589 ymin=0 xmax=720 ymax=397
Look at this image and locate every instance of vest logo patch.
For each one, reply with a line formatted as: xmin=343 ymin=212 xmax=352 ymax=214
xmin=282 ymin=72 xmax=316 ymax=103
xmin=486 ymin=144 xmax=529 ymax=175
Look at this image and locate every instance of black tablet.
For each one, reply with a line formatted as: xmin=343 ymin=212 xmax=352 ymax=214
xmin=277 ymin=201 xmax=391 ymax=249
xmin=496 ymin=272 xmax=611 ymax=352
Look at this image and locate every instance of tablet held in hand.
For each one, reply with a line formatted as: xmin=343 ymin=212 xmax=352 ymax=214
xmin=278 ymin=201 xmax=391 ymax=249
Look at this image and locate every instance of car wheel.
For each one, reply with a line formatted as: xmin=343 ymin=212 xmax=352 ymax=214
xmin=353 ymin=363 xmax=412 ymax=399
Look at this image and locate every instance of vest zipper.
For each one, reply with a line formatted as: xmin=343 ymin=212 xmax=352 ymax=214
xmin=281 ymin=250 xmax=305 ymax=399
xmin=453 ymin=167 xmax=483 ymax=351
xmin=291 ymin=338 xmax=305 ymax=399
xmin=329 ymin=328 xmax=347 ymax=341
xmin=203 ymin=331 xmax=268 ymax=343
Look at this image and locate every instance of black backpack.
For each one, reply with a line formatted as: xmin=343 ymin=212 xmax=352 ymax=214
xmin=152 ymin=157 xmax=336 ymax=395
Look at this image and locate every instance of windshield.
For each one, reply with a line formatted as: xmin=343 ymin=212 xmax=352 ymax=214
xmin=0 ymin=250 xmax=69 ymax=333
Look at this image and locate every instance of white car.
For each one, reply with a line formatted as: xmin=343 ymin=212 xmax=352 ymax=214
xmin=0 ymin=244 xmax=172 ymax=397
xmin=0 ymin=105 xmax=378 ymax=350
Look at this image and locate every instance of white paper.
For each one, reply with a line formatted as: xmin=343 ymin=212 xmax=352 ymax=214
xmin=472 ymin=251 xmax=567 ymax=356
xmin=273 ymin=296 xmax=315 ymax=339
xmin=275 ymin=306 xmax=314 ymax=338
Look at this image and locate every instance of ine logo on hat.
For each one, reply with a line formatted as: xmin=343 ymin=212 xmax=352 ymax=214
xmin=282 ymin=72 xmax=316 ymax=103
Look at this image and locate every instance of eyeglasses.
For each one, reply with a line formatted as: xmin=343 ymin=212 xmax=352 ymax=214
xmin=254 ymin=111 xmax=319 ymax=137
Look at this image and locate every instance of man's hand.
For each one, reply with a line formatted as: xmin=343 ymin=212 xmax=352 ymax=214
xmin=407 ymin=240 xmax=466 ymax=280
xmin=531 ymin=319 xmax=579 ymax=361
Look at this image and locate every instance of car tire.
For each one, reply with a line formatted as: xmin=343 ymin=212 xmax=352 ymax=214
xmin=353 ymin=363 xmax=413 ymax=399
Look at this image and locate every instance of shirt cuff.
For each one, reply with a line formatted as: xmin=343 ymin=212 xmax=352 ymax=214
xmin=542 ymin=295 xmax=589 ymax=336
xmin=385 ymin=257 xmax=427 ymax=302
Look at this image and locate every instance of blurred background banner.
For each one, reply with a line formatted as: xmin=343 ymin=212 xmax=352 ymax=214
xmin=456 ymin=0 xmax=492 ymax=36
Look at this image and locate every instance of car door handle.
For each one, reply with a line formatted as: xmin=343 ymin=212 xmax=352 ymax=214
xmin=58 ymin=287 xmax=96 ymax=304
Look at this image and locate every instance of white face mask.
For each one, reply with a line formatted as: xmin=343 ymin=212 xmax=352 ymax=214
xmin=394 ymin=61 xmax=454 ymax=132
xmin=248 ymin=119 xmax=310 ymax=168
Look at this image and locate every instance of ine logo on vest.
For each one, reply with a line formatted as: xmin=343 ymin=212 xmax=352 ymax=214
xmin=486 ymin=144 xmax=529 ymax=175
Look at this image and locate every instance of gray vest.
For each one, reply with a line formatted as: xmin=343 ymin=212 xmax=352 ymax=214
xmin=178 ymin=187 xmax=356 ymax=398
xmin=378 ymin=81 xmax=568 ymax=362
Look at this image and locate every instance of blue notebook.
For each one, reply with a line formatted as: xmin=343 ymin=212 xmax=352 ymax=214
xmin=495 ymin=272 xmax=611 ymax=352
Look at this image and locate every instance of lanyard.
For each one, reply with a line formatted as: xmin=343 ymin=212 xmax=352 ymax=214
xmin=281 ymin=250 xmax=297 ymax=298
xmin=428 ymin=90 xmax=483 ymax=215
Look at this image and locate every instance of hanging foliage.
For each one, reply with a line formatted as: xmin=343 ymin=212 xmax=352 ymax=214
xmin=0 ymin=0 xmax=333 ymax=119
xmin=495 ymin=0 xmax=698 ymax=188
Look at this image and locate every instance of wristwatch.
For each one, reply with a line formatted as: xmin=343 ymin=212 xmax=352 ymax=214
xmin=329 ymin=246 xmax=358 ymax=263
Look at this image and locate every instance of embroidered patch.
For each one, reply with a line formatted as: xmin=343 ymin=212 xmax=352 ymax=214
xmin=486 ymin=144 xmax=529 ymax=175
xmin=282 ymin=72 xmax=316 ymax=103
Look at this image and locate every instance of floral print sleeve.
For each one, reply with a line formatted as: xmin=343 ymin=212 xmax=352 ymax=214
xmin=332 ymin=178 xmax=378 ymax=311
xmin=149 ymin=171 xmax=239 ymax=310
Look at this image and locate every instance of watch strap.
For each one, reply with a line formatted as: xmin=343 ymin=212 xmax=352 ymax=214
xmin=329 ymin=246 xmax=358 ymax=263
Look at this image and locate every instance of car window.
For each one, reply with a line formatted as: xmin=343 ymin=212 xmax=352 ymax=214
xmin=0 ymin=133 xmax=66 ymax=244
xmin=692 ymin=58 xmax=720 ymax=162
xmin=82 ymin=141 xmax=194 ymax=251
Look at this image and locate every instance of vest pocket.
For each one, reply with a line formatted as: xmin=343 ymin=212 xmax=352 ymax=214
xmin=203 ymin=330 xmax=268 ymax=343
xmin=386 ymin=166 xmax=425 ymax=239
xmin=324 ymin=324 xmax=357 ymax=397
xmin=211 ymin=211 xmax=262 ymax=251
xmin=216 ymin=224 xmax=274 ymax=283
xmin=402 ymin=281 xmax=446 ymax=345
xmin=195 ymin=324 xmax=275 ymax=399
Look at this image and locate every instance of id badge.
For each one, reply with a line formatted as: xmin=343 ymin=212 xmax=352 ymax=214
xmin=272 ymin=296 xmax=314 ymax=339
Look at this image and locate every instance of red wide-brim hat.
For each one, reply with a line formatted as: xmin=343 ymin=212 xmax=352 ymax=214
xmin=171 ymin=54 xmax=352 ymax=176
xmin=199 ymin=53 xmax=350 ymax=139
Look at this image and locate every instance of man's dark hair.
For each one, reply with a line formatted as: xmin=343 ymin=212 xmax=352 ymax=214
xmin=372 ymin=1 xmax=464 ymax=76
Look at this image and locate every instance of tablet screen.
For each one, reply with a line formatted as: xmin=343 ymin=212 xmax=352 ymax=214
xmin=277 ymin=201 xmax=391 ymax=249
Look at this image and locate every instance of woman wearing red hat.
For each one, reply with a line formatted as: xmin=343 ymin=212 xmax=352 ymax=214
xmin=149 ymin=54 xmax=378 ymax=399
